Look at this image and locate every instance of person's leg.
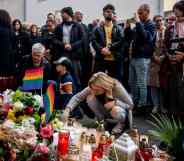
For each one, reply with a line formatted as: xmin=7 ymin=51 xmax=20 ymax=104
xmin=104 ymin=61 xmax=116 ymax=78
xmin=123 ymin=58 xmax=130 ymax=91
xmin=129 ymin=59 xmax=138 ymax=105
xmin=135 ymin=58 xmax=150 ymax=107
xmin=114 ymin=60 xmax=123 ymax=82
xmin=78 ymin=101 xmax=95 ymax=119
xmin=71 ymin=60 xmax=82 ymax=92
xmin=93 ymin=60 xmax=105 ymax=74
xmin=151 ymin=87 xmax=160 ymax=113
xmin=80 ymin=53 xmax=93 ymax=89
xmin=86 ymin=95 xmax=106 ymax=120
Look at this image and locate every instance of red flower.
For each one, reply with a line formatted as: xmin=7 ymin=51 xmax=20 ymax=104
xmin=40 ymin=124 xmax=53 ymax=139
xmin=24 ymin=106 xmax=34 ymax=115
xmin=35 ymin=143 xmax=49 ymax=154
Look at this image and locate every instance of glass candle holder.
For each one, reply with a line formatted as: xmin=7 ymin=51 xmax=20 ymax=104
xmin=58 ymin=130 xmax=70 ymax=158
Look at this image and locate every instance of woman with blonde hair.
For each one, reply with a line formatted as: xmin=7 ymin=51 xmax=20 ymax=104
xmin=63 ymin=72 xmax=133 ymax=134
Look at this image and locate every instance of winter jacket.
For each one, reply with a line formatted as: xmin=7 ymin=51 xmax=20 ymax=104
xmin=53 ymin=21 xmax=84 ymax=60
xmin=131 ymin=20 xmax=156 ymax=59
xmin=92 ymin=24 xmax=124 ymax=61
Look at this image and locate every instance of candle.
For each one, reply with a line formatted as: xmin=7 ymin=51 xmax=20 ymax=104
xmin=58 ymin=130 xmax=70 ymax=157
xmin=91 ymin=149 xmax=102 ymax=161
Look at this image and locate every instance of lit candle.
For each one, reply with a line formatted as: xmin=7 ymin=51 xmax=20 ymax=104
xmin=58 ymin=130 xmax=70 ymax=158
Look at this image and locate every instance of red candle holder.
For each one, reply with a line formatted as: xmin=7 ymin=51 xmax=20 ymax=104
xmin=57 ymin=130 xmax=70 ymax=158
xmin=140 ymin=148 xmax=153 ymax=161
xmin=91 ymin=149 xmax=103 ymax=161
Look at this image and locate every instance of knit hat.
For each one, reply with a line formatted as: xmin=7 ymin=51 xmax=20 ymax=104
xmin=61 ymin=7 xmax=74 ymax=18
xmin=54 ymin=57 xmax=72 ymax=71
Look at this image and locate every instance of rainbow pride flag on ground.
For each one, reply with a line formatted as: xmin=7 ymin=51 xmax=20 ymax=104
xmin=22 ymin=67 xmax=43 ymax=91
xmin=44 ymin=81 xmax=56 ymax=123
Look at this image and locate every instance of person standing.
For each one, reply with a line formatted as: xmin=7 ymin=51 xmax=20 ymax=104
xmin=54 ymin=7 xmax=84 ymax=91
xmin=92 ymin=4 xmax=124 ymax=82
xmin=74 ymin=11 xmax=92 ymax=88
xmin=0 ymin=10 xmax=16 ymax=91
xmin=30 ymin=24 xmax=42 ymax=46
xmin=12 ymin=19 xmax=31 ymax=65
xmin=148 ymin=15 xmax=166 ymax=113
xmin=128 ymin=4 xmax=156 ymax=110
xmin=164 ymin=0 xmax=184 ymax=114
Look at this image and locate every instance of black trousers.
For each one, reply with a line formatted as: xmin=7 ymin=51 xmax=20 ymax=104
xmin=94 ymin=60 xmax=123 ymax=82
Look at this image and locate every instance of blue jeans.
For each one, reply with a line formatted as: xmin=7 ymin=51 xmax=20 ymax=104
xmin=129 ymin=58 xmax=150 ymax=107
xmin=151 ymin=87 xmax=161 ymax=107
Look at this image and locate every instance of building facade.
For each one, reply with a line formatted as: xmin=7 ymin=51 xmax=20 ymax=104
xmin=0 ymin=0 xmax=179 ymax=26
xmin=25 ymin=0 xmax=164 ymax=26
xmin=0 ymin=0 xmax=25 ymax=20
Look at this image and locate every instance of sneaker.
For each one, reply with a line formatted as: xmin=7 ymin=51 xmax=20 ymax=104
xmin=152 ymin=106 xmax=159 ymax=114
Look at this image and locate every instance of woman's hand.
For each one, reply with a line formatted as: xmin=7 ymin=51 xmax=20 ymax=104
xmin=61 ymin=108 xmax=70 ymax=122
xmin=104 ymin=100 xmax=115 ymax=111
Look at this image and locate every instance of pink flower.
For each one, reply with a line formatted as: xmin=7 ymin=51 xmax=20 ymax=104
xmin=35 ymin=143 xmax=49 ymax=154
xmin=40 ymin=124 xmax=53 ymax=139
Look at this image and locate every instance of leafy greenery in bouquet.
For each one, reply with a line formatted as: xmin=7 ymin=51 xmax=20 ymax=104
xmin=149 ymin=114 xmax=184 ymax=158
xmin=12 ymin=90 xmax=41 ymax=112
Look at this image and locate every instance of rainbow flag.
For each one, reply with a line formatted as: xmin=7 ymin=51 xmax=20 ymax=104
xmin=22 ymin=67 xmax=43 ymax=91
xmin=44 ymin=81 xmax=56 ymax=123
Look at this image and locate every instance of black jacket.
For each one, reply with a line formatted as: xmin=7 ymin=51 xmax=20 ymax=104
xmin=30 ymin=34 xmax=42 ymax=46
xmin=17 ymin=55 xmax=51 ymax=93
xmin=53 ymin=21 xmax=84 ymax=60
xmin=0 ymin=26 xmax=16 ymax=76
xmin=131 ymin=20 xmax=156 ymax=59
xmin=13 ymin=31 xmax=32 ymax=64
xmin=92 ymin=24 xmax=124 ymax=61
xmin=79 ymin=23 xmax=91 ymax=60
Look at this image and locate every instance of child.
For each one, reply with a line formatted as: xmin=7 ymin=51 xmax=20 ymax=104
xmin=54 ymin=57 xmax=76 ymax=109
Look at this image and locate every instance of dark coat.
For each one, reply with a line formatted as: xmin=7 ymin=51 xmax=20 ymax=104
xmin=53 ymin=21 xmax=84 ymax=60
xmin=160 ymin=24 xmax=184 ymax=113
xmin=0 ymin=26 xmax=16 ymax=76
xmin=13 ymin=31 xmax=32 ymax=64
xmin=30 ymin=34 xmax=42 ymax=46
xmin=92 ymin=24 xmax=124 ymax=61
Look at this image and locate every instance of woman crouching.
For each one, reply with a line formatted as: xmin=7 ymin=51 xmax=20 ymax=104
xmin=63 ymin=72 xmax=134 ymax=135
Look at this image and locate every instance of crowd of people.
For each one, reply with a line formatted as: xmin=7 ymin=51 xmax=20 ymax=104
xmin=0 ymin=1 xmax=184 ymax=134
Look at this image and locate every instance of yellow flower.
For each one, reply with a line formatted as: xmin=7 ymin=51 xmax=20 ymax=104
xmin=7 ymin=110 xmax=16 ymax=121
xmin=17 ymin=115 xmax=28 ymax=123
xmin=41 ymin=113 xmax=46 ymax=124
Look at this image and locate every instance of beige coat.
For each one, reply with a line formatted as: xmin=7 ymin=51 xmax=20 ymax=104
xmin=148 ymin=29 xmax=166 ymax=87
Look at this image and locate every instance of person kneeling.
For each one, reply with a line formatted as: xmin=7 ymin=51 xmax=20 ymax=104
xmin=63 ymin=72 xmax=134 ymax=134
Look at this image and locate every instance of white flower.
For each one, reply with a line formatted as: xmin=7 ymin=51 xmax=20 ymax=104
xmin=33 ymin=95 xmax=43 ymax=107
xmin=2 ymin=120 xmax=15 ymax=129
xmin=13 ymin=101 xmax=24 ymax=111
xmin=22 ymin=117 xmax=35 ymax=127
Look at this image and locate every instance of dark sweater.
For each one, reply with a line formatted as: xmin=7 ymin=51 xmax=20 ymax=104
xmin=132 ymin=20 xmax=156 ymax=59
